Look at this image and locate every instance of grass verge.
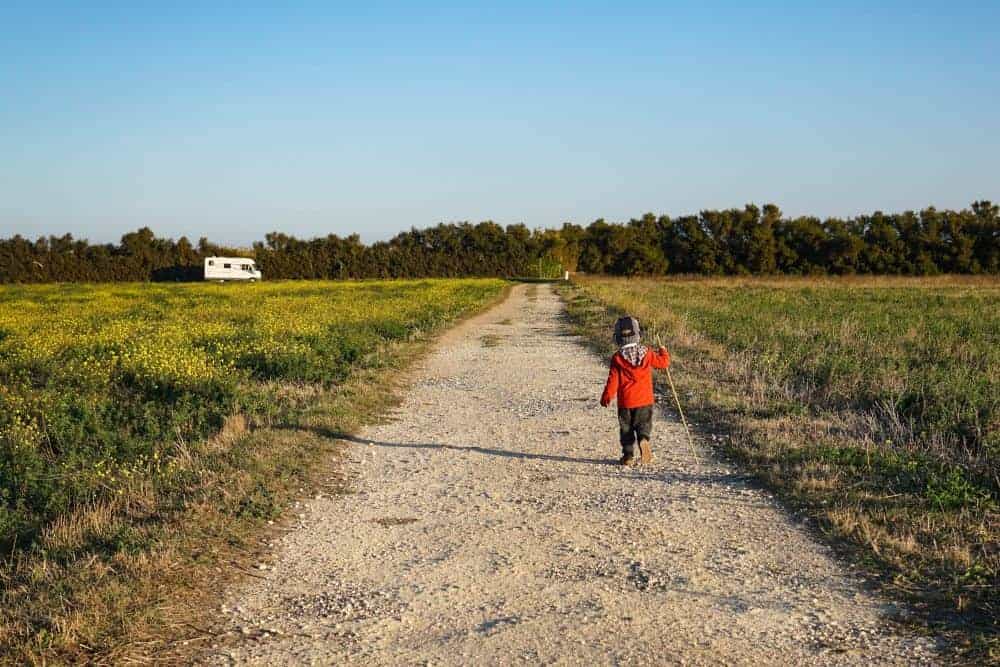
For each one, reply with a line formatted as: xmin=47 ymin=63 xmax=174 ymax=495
xmin=0 ymin=281 xmax=508 ymax=665
xmin=559 ymin=275 xmax=998 ymax=662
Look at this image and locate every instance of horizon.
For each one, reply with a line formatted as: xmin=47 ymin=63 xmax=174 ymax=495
xmin=2 ymin=2 xmax=998 ymax=245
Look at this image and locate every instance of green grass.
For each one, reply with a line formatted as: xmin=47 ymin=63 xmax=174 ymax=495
xmin=562 ymin=275 xmax=998 ymax=659
xmin=0 ymin=278 xmax=505 ymax=664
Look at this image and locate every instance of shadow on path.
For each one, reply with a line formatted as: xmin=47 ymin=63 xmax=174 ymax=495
xmin=296 ymin=426 xmax=757 ymax=493
xmin=320 ymin=429 xmax=613 ymax=466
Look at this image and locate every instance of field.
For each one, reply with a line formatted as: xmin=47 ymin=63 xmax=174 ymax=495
xmin=563 ymin=276 xmax=998 ymax=651
xmin=0 ymin=278 xmax=504 ymax=662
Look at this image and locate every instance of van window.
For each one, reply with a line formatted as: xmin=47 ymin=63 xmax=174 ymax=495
xmin=208 ymin=260 xmax=214 ymax=266
xmin=223 ymin=263 xmax=231 ymax=269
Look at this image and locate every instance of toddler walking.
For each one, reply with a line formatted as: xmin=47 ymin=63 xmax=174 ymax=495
xmin=600 ymin=316 xmax=671 ymax=466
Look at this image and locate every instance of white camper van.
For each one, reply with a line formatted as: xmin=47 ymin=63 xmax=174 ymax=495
xmin=204 ymin=257 xmax=262 ymax=282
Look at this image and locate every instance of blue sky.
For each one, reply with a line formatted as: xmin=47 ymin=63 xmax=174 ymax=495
xmin=1 ymin=2 xmax=997 ymax=244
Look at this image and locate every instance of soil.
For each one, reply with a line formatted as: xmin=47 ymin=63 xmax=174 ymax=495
xmin=201 ymin=284 xmax=941 ymax=665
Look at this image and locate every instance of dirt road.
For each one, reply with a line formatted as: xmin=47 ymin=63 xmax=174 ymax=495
xmin=204 ymin=284 xmax=939 ymax=665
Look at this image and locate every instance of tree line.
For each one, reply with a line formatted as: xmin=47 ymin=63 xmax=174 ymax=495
xmin=1 ymin=201 xmax=997 ymax=283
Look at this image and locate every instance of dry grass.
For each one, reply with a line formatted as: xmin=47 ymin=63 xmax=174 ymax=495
xmin=561 ymin=275 xmax=999 ymax=661
xmin=1 ymin=393 xmax=356 ymax=664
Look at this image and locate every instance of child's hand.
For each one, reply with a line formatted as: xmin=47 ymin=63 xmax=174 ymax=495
xmin=600 ymin=398 xmax=610 ymax=408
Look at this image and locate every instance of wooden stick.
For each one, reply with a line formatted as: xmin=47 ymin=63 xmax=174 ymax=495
xmin=656 ymin=332 xmax=701 ymax=468
xmin=666 ymin=367 xmax=701 ymax=467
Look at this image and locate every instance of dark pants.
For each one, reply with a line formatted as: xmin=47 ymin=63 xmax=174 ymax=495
xmin=617 ymin=405 xmax=653 ymax=455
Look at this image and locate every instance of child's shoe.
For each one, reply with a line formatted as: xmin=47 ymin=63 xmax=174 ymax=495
xmin=638 ymin=439 xmax=653 ymax=464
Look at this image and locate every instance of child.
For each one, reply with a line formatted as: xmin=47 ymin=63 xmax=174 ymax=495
xmin=600 ymin=315 xmax=671 ymax=466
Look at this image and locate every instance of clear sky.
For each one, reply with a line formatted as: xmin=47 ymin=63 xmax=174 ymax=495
xmin=1 ymin=2 xmax=997 ymax=245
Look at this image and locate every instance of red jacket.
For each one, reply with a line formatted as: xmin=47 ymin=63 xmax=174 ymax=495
xmin=600 ymin=347 xmax=671 ymax=409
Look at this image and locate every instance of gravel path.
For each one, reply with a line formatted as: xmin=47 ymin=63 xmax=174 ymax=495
xmin=203 ymin=284 xmax=940 ymax=666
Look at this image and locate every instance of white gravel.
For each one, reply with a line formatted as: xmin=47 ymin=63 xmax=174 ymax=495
xmin=201 ymin=284 xmax=941 ymax=666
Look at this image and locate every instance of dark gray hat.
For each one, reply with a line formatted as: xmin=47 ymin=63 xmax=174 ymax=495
xmin=614 ymin=315 xmax=641 ymax=346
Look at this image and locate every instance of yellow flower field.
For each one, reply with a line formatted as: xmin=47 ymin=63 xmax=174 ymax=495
xmin=0 ymin=279 xmax=504 ymax=550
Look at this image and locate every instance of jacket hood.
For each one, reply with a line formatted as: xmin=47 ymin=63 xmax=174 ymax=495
xmin=614 ymin=316 xmax=642 ymax=346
